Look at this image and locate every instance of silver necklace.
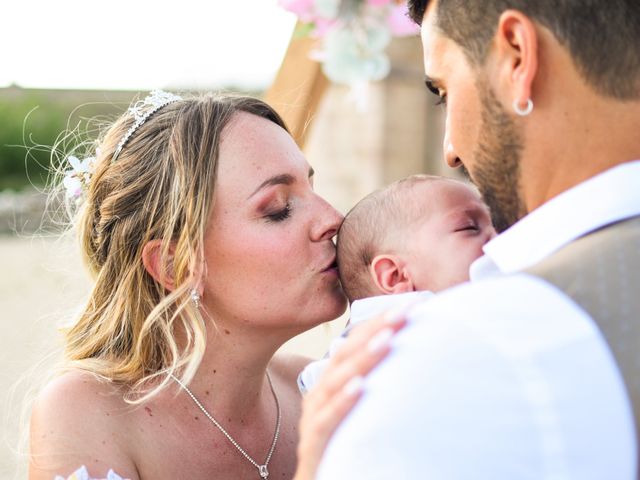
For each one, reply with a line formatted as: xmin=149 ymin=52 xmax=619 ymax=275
xmin=170 ymin=371 xmax=281 ymax=479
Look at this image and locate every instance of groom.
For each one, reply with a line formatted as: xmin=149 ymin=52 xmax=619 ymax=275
xmin=318 ymin=0 xmax=640 ymax=478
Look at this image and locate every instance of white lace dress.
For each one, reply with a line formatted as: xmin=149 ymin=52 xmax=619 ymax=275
xmin=55 ymin=466 xmax=126 ymax=480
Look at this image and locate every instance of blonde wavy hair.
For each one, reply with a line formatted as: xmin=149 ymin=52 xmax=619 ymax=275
xmin=54 ymin=93 xmax=288 ymax=403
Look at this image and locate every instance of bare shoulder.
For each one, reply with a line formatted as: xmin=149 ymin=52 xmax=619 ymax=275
xmin=270 ymin=353 xmax=314 ymax=386
xmin=29 ymin=370 xmax=140 ymax=479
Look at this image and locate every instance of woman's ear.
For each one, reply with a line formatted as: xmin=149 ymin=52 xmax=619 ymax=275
xmin=369 ymin=254 xmax=414 ymax=295
xmin=142 ymin=240 xmax=177 ymax=291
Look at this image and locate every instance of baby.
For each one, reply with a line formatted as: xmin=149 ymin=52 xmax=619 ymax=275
xmin=299 ymin=174 xmax=496 ymax=392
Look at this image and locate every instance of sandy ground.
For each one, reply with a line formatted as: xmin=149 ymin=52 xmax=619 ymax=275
xmin=0 ymin=235 xmax=345 ymax=479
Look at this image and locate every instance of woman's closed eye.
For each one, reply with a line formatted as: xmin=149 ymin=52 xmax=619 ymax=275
xmin=266 ymin=203 xmax=291 ymax=222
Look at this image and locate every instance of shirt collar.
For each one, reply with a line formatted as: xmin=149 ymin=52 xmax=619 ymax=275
xmin=481 ymin=160 xmax=640 ymax=274
xmin=350 ymin=291 xmax=434 ymax=327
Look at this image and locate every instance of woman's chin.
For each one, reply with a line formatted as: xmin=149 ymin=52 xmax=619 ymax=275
xmin=296 ymin=296 xmax=348 ymax=332
xmin=322 ymin=291 xmax=349 ymax=322
xmin=325 ymin=286 xmax=349 ymax=321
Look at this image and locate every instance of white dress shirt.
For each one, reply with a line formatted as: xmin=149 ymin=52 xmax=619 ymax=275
xmin=317 ymin=161 xmax=640 ymax=480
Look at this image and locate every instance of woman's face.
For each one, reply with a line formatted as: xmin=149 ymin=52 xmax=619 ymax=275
xmin=202 ymin=112 xmax=347 ymax=334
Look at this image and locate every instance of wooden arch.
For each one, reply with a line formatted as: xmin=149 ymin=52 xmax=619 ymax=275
xmin=264 ymin=26 xmax=328 ymax=148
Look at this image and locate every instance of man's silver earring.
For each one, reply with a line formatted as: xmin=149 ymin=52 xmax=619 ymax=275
xmin=513 ymin=99 xmax=533 ymax=116
xmin=191 ymin=289 xmax=201 ymax=309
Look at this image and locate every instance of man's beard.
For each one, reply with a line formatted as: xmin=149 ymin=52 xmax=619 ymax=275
xmin=469 ymin=81 xmax=526 ymax=234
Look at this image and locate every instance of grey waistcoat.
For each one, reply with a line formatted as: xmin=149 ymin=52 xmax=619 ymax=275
xmin=526 ymin=215 xmax=640 ymax=464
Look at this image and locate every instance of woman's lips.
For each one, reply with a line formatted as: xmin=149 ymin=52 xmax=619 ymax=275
xmin=321 ymin=258 xmax=339 ymax=277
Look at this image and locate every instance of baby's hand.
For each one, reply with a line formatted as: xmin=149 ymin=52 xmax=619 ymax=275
xmin=293 ymin=310 xmax=408 ymax=480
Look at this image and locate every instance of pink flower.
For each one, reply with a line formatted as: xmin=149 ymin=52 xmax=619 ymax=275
xmin=278 ymin=0 xmax=419 ymax=88
xmin=279 ymin=0 xmax=316 ymax=19
xmin=387 ymin=4 xmax=420 ymax=36
xmin=311 ymin=17 xmax=338 ymax=38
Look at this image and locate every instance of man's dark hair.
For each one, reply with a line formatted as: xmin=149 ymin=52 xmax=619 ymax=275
xmin=407 ymin=0 xmax=640 ymax=100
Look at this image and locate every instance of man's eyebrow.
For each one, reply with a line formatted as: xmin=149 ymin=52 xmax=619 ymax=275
xmin=249 ymin=167 xmax=315 ymax=199
xmin=424 ymin=75 xmax=441 ymax=96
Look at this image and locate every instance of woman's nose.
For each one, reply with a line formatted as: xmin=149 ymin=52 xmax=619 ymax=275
xmin=312 ymin=199 xmax=344 ymax=242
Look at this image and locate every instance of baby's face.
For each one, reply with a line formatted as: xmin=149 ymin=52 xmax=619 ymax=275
xmin=402 ymin=180 xmax=496 ymax=292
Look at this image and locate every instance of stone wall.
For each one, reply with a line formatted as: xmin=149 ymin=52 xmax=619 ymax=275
xmin=304 ymin=36 xmax=457 ymax=215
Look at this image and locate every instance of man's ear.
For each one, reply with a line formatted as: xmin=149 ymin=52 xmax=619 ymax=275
xmin=369 ymin=254 xmax=414 ymax=295
xmin=492 ymin=9 xmax=539 ymax=110
xmin=142 ymin=240 xmax=177 ymax=291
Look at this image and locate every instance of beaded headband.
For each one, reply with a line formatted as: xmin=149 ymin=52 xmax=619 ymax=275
xmin=112 ymin=89 xmax=182 ymax=162
xmin=63 ymin=90 xmax=182 ymax=200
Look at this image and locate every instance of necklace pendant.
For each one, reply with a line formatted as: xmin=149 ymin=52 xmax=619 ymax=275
xmin=259 ymin=465 xmax=269 ymax=478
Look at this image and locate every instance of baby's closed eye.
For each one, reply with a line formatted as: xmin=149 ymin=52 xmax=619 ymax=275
xmin=454 ymin=222 xmax=479 ymax=232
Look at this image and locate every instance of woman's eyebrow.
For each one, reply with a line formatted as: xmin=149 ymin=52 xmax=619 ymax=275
xmin=248 ymin=174 xmax=295 ymax=199
xmin=248 ymin=167 xmax=315 ymax=199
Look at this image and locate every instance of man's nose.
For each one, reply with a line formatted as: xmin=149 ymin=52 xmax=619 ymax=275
xmin=443 ymin=130 xmax=462 ymax=168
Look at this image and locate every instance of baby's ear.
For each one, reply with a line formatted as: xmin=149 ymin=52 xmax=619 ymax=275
xmin=142 ymin=239 xmax=177 ymax=291
xmin=370 ymin=254 xmax=414 ymax=295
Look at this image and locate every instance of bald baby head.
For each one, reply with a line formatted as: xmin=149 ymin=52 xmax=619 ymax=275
xmin=337 ymin=175 xmax=495 ymax=302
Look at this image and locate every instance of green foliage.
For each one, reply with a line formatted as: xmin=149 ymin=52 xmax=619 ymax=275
xmin=0 ymin=92 xmax=58 ymax=190
xmin=0 ymin=88 xmax=125 ymax=191
xmin=0 ymin=87 xmax=264 ymax=192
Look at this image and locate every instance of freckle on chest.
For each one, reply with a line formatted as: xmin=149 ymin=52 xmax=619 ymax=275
xmin=144 ymin=406 xmax=153 ymax=417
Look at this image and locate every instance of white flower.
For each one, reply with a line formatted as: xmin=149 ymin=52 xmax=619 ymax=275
xmin=314 ymin=0 xmax=340 ymax=19
xmin=322 ymin=24 xmax=391 ymax=85
xmin=63 ymin=155 xmax=96 ymax=199
xmin=68 ymin=155 xmax=95 ymax=174
xmin=63 ymin=175 xmax=83 ymax=199
xmin=280 ymin=0 xmax=412 ymax=92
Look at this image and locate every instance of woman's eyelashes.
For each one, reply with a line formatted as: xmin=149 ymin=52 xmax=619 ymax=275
xmin=266 ymin=203 xmax=291 ymax=222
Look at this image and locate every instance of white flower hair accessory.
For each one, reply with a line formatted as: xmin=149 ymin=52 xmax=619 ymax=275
xmin=61 ymin=90 xmax=181 ymax=200
xmin=63 ymin=154 xmax=96 ymax=200
xmin=112 ymin=89 xmax=182 ymax=162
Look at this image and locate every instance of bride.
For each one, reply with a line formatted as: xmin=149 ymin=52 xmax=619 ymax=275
xmin=29 ymin=91 xmax=400 ymax=479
